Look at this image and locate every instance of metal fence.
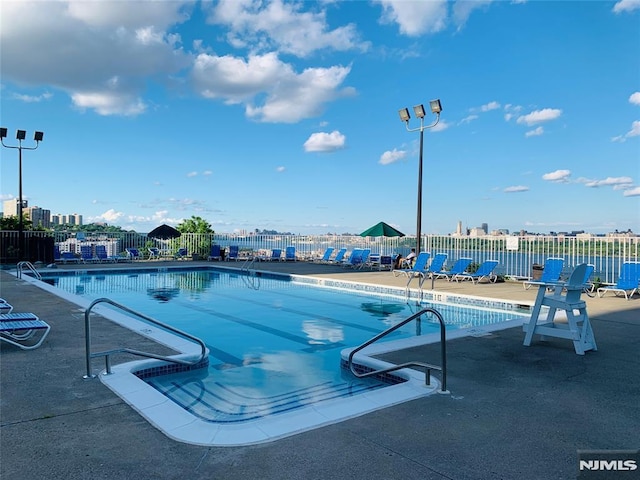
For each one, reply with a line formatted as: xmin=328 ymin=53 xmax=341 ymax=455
xmin=1 ymin=230 xmax=638 ymax=284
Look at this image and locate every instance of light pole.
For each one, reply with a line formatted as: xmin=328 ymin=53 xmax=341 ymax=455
xmin=398 ymin=100 xmax=441 ymax=254
xmin=1 ymin=128 xmax=44 ymax=261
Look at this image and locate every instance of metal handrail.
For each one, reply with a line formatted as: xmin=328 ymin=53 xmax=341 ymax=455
xmin=83 ymin=297 xmax=208 ymax=378
xmin=16 ymin=261 xmax=42 ymax=280
xmin=241 ymin=256 xmax=257 ymax=272
xmin=347 ymin=307 xmax=448 ymax=393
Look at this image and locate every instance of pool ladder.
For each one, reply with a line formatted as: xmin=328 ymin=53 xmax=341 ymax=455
xmin=240 ymin=256 xmax=261 ymax=289
xmin=240 ymin=256 xmax=257 ymax=272
xmin=16 ymin=261 xmax=42 ymax=280
xmin=347 ymin=307 xmax=448 ymax=393
xmin=83 ymin=297 xmax=208 ymax=378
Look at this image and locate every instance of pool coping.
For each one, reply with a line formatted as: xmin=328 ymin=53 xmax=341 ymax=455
xmin=19 ymin=265 xmax=532 ymax=446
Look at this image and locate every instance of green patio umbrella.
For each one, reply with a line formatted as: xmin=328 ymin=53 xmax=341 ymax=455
xmin=359 ymin=221 xmax=405 ymax=238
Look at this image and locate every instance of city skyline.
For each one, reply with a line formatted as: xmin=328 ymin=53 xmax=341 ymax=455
xmin=3 ymin=198 xmax=636 ymax=238
xmin=1 ymin=1 xmax=639 ymax=236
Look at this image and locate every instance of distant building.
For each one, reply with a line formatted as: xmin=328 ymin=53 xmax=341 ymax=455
xmin=468 ymin=227 xmax=486 ymax=237
xmin=26 ymin=206 xmax=51 ymax=228
xmin=2 ymin=198 xmax=27 ymax=217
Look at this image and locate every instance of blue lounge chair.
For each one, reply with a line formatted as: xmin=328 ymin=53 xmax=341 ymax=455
xmin=419 ymin=253 xmax=448 ymax=286
xmin=523 ymin=257 xmax=564 ymax=290
xmin=227 ymin=245 xmax=240 ymax=261
xmin=268 ymin=249 xmax=282 ymax=261
xmin=432 ymin=257 xmax=473 ymax=281
xmin=285 ymin=246 xmax=296 ymax=261
xmin=126 ymin=248 xmax=142 ymax=261
xmin=80 ymin=245 xmax=97 ymax=263
xmin=174 ymin=248 xmax=188 ymax=260
xmin=581 ymin=264 xmax=596 ymax=295
xmin=343 ymin=249 xmax=364 ymax=268
xmin=597 ymin=261 xmax=640 ymax=300
xmin=148 ymin=247 xmax=161 ymax=260
xmin=453 ymin=260 xmax=499 ymax=284
xmin=350 ymin=249 xmax=371 ymax=269
xmin=330 ymin=248 xmax=347 ymax=264
xmin=208 ymin=244 xmax=222 ymax=261
xmin=94 ymin=245 xmax=117 ymax=263
xmin=316 ymin=247 xmax=334 ymax=263
xmin=379 ymin=255 xmax=393 ymax=271
xmin=393 ymin=251 xmax=430 ymax=278
xmin=1 ymin=312 xmax=51 ymax=350
xmin=0 ymin=299 xmax=13 ymax=314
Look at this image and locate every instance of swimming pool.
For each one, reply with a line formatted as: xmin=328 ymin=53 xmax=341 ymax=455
xmin=32 ymin=266 xmax=530 ymax=445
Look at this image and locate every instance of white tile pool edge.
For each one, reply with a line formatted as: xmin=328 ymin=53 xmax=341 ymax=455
xmin=19 ymin=268 xmax=531 ymax=446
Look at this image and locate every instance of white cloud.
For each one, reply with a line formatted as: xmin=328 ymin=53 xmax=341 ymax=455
xmin=97 ymin=209 xmax=124 ymax=223
xmin=376 ymin=0 xmax=448 ymax=36
xmin=623 ymin=186 xmax=640 ymax=196
xmin=431 ymin=120 xmax=449 ymax=132
xmin=504 ymin=185 xmax=529 ymax=193
xmin=303 ymin=131 xmax=346 ymax=152
xmin=208 ymin=0 xmax=368 ymax=57
xmin=276 ymin=166 xmax=285 ymax=172
xmin=525 ymin=126 xmax=544 ymax=137
xmin=459 ymin=115 xmax=478 ymax=125
xmin=581 ymin=176 xmax=634 ymax=188
xmin=379 ymin=148 xmax=407 ymax=165
xmin=12 ymin=92 xmax=52 ymax=103
xmin=480 ymin=101 xmax=500 ymax=112
xmin=630 ymin=92 xmax=640 ymax=105
xmin=72 ymin=90 xmax=146 ymax=116
xmin=186 ymin=171 xmax=198 ymax=177
xmin=612 ymin=120 xmax=640 ymax=142
xmin=451 ymin=0 xmax=494 ymax=29
xmin=1 ymin=1 xmax=192 ymax=116
xmin=543 ymin=170 xmax=571 ymax=182
xmin=613 ymin=0 xmax=640 ymax=13
xmin=516 ymin=108 xmax=562 ymax=126
xmin=193 ymin=52 xmax=354 ymax=123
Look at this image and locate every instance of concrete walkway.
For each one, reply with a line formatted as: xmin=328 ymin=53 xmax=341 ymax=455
xmin=1 ymin=261 xmax=638 ymax=480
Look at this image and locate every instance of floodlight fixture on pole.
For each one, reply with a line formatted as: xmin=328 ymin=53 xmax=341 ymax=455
xmin=397 ymin=99 xmax=442 ymax=254
xmin=0 ymin=127 xmax=44 ymax=261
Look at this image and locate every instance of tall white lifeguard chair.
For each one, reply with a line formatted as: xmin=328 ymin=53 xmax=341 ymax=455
xmin=523 ymin=263 xmax=597 ymax=355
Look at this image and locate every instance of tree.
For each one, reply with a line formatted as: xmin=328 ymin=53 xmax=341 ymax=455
xmin=0 ymin=216 xmax=22 ymax=231
xmin=176 ymin=216 xmax=214 ymax=258
xmin=177 ymin=216 xmax=214 ymax=234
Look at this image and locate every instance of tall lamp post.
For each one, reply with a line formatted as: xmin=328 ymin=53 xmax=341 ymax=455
xmin=398 ymin=100 xmax=441 ymax=254
xmin=1 ymin=128 xmax=44 ymax=261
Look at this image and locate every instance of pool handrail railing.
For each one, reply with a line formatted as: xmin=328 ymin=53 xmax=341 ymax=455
xmin=347 ymin=307 xmax=448 ymax=393
xmin=83 ymin=297 xmax=208 ymax=378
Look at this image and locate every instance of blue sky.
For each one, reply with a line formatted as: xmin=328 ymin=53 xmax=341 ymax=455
xmin=1 ymin=0 xmax=639 ymax=235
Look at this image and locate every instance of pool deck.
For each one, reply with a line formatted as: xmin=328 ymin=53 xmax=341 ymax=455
xmin=1 ymin=260 xmax=639 ymax=479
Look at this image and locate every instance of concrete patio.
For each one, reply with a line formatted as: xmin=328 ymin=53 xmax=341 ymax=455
xmin=1 ymin=260 xmax=638 ymax=479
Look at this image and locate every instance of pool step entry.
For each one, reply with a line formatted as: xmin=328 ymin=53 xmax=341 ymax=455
xmin=147 ymin=375 xmax=390 ymax=423
xmin=83 ymin=297 xmax=208 ymax=378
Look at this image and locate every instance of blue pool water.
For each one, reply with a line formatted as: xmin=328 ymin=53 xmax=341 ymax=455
xmin=41 ymin=267 xmax=529 ymax=424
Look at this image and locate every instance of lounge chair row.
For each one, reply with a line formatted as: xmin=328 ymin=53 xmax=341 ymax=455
xmin=313 ymin=248 xmax=393 ymax=270
xmin=392 ymin=254 xmax=500 ymax=287
xmin=55 ymin=245 xmax=192 ymax=263
xmin=521 ymin=258 xmax=640 ymax=300
xmin=208 ymin=245 xmax=297 ymax=262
